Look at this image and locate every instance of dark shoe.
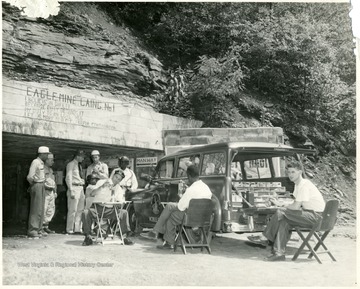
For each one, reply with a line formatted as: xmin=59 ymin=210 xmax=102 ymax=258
xmin=82 ymin=236 xmax=93 ymax=246
xmin=28 ymin=232 xmax=40 ymax=238
xmin=156 ymin=242 xmax=174 ymax=250
xmin=127 ymin=231 xmax=136 ymax=237
xmin=247 ymin=235 xmax=268 ymax=246
xmin=123 ymin=237 xmax=134 ymax=245
xmin=140 ymin=231 xmax=158 ymax=241
xmin=266 ymin=254 xmax=286 ymax=262
xmin=43 ymin=228 xmax=55 ymax=234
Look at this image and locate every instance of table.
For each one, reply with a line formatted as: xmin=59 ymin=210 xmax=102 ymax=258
xmin=92 ymin=201 xmax=131 ymax=246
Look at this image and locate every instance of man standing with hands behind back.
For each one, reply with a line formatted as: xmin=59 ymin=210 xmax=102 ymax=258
xmin=65 ymin=149 xmax=86 ymax=234
xmin=27 ymin=146 xmax=51 ymax=238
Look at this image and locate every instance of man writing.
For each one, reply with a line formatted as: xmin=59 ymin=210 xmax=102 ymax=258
xmin=140 ymin=164 xmax=212 ymax=249
xmin=81 ymin=170 xmax=134 ymax=246
xmin=248 ymin=160 xmax=325 ymax=261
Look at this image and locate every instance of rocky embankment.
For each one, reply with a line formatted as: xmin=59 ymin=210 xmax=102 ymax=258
xmin=2 ymin=2 xmax=166 ymax=106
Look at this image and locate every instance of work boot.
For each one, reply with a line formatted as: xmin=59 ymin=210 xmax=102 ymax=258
xmin=140 ymin=230 xmax=158 ymax=241
xmin=39 ymin=230 xmax=48 ymax=237
xmin=82 ymin=236 xmax=93 ymax=246
xmin=43 ymin=227 xmax=55 ymax=234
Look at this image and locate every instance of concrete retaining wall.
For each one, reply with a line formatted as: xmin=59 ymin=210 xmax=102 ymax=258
xmin=163 ymin=127 xmax=284 ymax=154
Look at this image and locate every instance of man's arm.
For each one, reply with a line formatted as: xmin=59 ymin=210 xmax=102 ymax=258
xmin=65 ymin=162 xmax=74 ymax=193
xmin=177 ymin=187 xmax=193 ymax=211
xmin=130 ymin=170 xmax=138 ymax=191
xmin=97 ymin=163 xmax=109 ymax=179
xmin=26 ymin=159 xmax=37 ymax=184
xmin=270 ymin=197 xmax=301 ymax=210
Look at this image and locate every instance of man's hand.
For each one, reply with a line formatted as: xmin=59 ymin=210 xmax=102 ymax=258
xmin=269 ymin=197 xmax=281 ymax=207
xmin=54 ymin=193 xmax=58 ymax=198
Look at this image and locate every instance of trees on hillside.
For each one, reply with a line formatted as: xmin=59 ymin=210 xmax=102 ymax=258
xmin=99 ymin=2 xmax=355 ymax=155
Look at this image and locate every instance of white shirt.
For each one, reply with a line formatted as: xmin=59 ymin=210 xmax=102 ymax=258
xmin=27 ymin=157 xmax=45 ymax=184
xmin=177 ymin=180 xmax=212 ymax=211
xmin=293 ymin=178 xmax=325 ymax=212
xmin=119 ymin=168 xmax=138 ymax=191
xmin=86 ymin=179 xmax=124 ymax=208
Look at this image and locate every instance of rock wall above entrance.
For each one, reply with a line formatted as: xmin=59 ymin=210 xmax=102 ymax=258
xmin=2 ymin=79 xmax=202 ymax=151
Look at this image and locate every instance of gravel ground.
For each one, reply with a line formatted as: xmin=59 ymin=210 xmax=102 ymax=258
xmin=2 ymin=225 xmax=357 ymax=286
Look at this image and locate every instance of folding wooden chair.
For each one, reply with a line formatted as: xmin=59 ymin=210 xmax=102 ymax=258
xmin=292 ymin=199 xmax=339 ymax=264
xmin=174 ymin=199 xmax=214 ymax=255
xmin=93 ymin=202 xmax=125 ymax=245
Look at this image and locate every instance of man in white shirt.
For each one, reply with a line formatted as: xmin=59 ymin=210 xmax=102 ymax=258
xmin=81 ymin=170 xmax=134 ymax=246
xmin=117 ymin=156 xmax=138 ymax=193
xmin=247 ymin=160 xmax=325 ymax=261
xmin=140 ymin=164 xmax=212 ymax=249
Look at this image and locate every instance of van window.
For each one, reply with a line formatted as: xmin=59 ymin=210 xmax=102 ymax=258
xmin=201 ymin=152 xmax=226 ymax=176
xmin=157 ymin=160 xmax=174 ymax=178
xmin=244 ymin=158 xmax=271 ymax=179
xmin=176 ymin=154 xmax=200 ymax=177
xmin=231 ymin=161 xmax=242 ymax=180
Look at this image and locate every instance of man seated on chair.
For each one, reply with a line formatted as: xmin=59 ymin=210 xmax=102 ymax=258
xmin=247 ymin=160 xmax=325 ymax=261
xmin=140 ymin=164 xmax=212 ymax=250
xmin=81 ymin=170 xmax=134 ymax=246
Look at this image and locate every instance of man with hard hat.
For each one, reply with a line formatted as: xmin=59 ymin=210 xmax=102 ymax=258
xmin=86 ymin=150 xmax=109 ymax=180
xmin=43 ymin=153 xmax=57 ymax=234
xmin=26 ymin=146 xmax=51 ymax=238
xmin=65 ymin=149 xmax=86 ymax=234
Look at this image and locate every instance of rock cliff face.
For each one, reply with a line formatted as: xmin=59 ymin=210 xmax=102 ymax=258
xmin=2 ymin=2 xmax=166 ymax=106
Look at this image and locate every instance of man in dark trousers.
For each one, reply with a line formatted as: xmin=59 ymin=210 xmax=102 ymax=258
xmin=248 ymin=160 xmax=325 ymax=261
xmin=140 ymin=164 xmax=212 ymax=249
xmin=26 ymin=146 xmax=51 ymax=238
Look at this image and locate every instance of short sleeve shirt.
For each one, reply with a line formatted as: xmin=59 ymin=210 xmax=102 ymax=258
xmin=177 ymin=180 xmax=212 ymax=211
xmin=293 ymin=179 xmax=325 ymax=212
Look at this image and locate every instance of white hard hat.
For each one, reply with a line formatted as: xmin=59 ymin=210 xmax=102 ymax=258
xmin=38 ymin=146 xmax=50 ymax=154
xmin=91 ymin=150 xmax=100 ymax=156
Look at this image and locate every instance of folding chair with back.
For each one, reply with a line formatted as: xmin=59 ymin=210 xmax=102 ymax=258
xmin=292 ymin=199 xmax=339 ymax=264
xmin=174 ymin=198 xmax=214 ymax=255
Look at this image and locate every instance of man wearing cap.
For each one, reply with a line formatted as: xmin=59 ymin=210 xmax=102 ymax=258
xmin=26 ymin=146 xmax=50 ymax=238
xmin=43 ymin=153 xmax=57 ymax=234
xmin=65 ymin=149 xmax=86 ymax=234
xmin=86 ymin=150 xmax=109 ymax=180
xmin=114 ymin=156 xmax=138 ymax=194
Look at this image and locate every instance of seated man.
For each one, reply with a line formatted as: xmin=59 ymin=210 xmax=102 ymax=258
xmin=247 ymin=160 xmax=325 ymax=261
xmin=81 ymin=170 xmax=134 ymax=246
xmin=140 ymin=164 xmax=212 ymax=249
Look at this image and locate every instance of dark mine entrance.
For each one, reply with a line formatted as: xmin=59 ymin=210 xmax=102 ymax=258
xmin=2 ymin=132 xmax=161 ymax=235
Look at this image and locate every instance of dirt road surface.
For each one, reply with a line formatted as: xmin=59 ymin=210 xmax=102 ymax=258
xmin=2 ymin=226 xmax=357 ymax=286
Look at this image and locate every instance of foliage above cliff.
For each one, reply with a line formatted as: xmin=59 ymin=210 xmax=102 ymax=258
xmin=99 ymin=2 xmax=356 ymax=158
